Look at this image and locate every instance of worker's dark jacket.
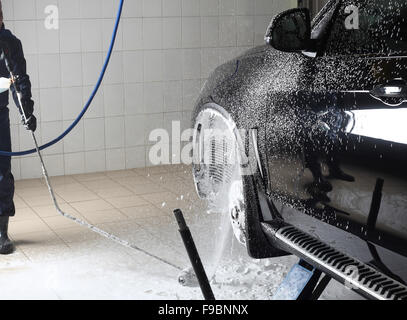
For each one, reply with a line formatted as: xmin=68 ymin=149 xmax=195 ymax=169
xmin=0 ymin=24 xmax=34 ymax=216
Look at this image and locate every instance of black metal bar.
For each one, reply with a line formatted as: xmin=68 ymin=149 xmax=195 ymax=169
xmin=367 ymin=243 xmax=406 ymax=285
xmin=174 ymin=209 xmax=215 ymax=301
xmin=311 ymin=274 xmax=332 ymax=300
xmin=297 ymin=260 xmax=322 ymax=300
xmin=367 ymin=178 xmax=384 ymax=232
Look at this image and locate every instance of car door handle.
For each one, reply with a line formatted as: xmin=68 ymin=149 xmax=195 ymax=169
xmin=371 ymin=79 xmax=407 ymax=98
xmin=370 ymin=79 xmax=407 ymax=107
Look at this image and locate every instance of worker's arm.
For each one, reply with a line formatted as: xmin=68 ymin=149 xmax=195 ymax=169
xmin=0 ymin=28 xmax=36 ymax=131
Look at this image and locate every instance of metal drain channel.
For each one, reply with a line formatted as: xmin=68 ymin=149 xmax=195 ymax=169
xmin=262 ymin=222 xmax=407 ymax=300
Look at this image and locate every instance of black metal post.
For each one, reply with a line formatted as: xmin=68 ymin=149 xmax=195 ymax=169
xmin=310 ymin=274 xmax=332 ymax=300
xmin=367 ymin=178 xmax=384 ymax=232
xmin=297 ymin=260 xmax=322 ymax=300
xmin=174 ymin=209 xmax=215 ymax=301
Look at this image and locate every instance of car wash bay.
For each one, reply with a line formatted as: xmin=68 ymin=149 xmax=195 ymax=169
xmin=0 ymin=0 xmax=357 ymax=300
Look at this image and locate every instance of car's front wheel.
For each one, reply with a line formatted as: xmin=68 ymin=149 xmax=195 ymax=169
xmin=192 ymin=106 xmax=249 ymax=245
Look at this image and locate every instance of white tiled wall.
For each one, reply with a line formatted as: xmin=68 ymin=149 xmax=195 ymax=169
xmin=2 ymin=0 xmax=296 ymax=180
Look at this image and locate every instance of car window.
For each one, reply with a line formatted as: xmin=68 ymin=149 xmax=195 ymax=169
xmin=325 ymin=0 xmax=407 ymax=56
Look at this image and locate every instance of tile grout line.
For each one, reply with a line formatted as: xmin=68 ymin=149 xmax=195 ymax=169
xmin=13 ymin=166 xmax=192 ymax=246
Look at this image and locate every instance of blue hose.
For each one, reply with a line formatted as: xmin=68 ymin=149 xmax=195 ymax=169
xmin=0 ymin=0 xmax=124 ymax=157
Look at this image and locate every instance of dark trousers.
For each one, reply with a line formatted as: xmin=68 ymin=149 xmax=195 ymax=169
xmin=0 ymin=107 xmax=15 ymax=217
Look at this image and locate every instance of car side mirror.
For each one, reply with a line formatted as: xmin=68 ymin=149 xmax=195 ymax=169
xmin=265 ymin=8 xmax=312 ymax=52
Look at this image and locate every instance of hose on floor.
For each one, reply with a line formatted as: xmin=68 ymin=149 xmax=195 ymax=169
xmin=0 ymin=0 xmax=123 ymax=157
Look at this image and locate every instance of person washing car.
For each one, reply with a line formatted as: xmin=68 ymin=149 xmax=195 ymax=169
xmin=0 ymin=1 xmax=37 ymax=254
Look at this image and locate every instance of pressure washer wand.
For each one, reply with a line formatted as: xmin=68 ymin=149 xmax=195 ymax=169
xmin=6 ymin=63 xmax=51 ymax=190
xmin=6 ymin=61 xmax=88 ymax=229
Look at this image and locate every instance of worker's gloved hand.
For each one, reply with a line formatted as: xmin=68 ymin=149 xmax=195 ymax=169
xmin=23 ymin=114 xmax=37 ymax=132
xmin=19 ymin=98 xmax=36 ymax=131
xmin=0 ymin=29 xmax=36 ymax=132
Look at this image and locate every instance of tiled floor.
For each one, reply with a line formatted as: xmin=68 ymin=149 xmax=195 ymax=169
xmin=1 ymin=165 xmax=358 ymax=300
xmin=9 ymin=165 xmax=197 ymax=261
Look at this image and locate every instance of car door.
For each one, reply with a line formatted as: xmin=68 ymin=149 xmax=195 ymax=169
xmin=265 ymin=1 xmax=339 ymax=203
xmin=316 ymin=0 xmax=407 ymax=256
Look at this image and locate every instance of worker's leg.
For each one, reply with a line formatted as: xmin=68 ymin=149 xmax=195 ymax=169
xmin=0 ymin=107 xmax=15 ymax=216
xmin=0 ymin=107 xmax=15 ymax=254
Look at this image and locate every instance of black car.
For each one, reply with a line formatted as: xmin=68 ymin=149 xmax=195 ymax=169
xmin=191 ymin=0 xmax=407 ymax=299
